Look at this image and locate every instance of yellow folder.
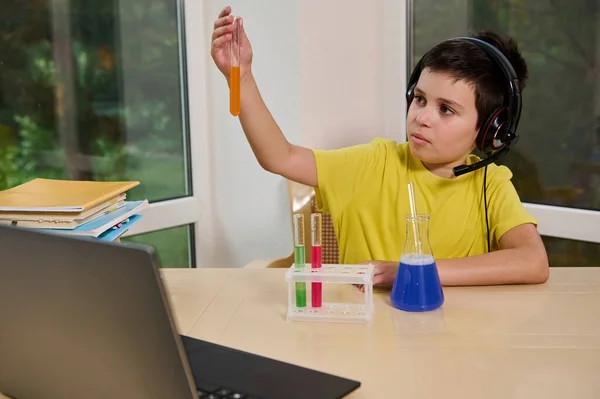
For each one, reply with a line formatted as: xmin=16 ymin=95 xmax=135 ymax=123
xmin=0 ymin=178 xmax=140 ymax=213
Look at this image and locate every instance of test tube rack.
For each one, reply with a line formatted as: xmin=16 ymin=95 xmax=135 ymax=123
xmin=285 ymin=263 xmax=375 ymax=324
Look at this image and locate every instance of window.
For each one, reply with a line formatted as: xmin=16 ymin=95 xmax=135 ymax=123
xmin=123 ymin=224 xmax=194 ymax=268
xmin=410 ymin=0 xmax=600 ymax=265
xmin=0 ymin=0 xmax=202 ymax=266
xmin=542 ymin=236 xmax=600 ymax=267
xmin=0 ymin=0 xmax=189 ymax=200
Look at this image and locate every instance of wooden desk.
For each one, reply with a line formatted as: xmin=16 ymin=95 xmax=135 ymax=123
xmin=164 ymin=267 xmax=600 ymax=398
xmin=3 ymin=267 xmax=599 ymax=398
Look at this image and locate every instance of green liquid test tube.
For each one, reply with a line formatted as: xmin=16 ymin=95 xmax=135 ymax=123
xmin=293 ymin=214 xmax=306 ymax=307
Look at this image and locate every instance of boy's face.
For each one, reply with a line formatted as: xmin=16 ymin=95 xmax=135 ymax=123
xmin=407 ymin=68 xmax=479 ymax=168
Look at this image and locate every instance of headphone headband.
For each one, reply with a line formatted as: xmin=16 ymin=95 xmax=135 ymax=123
xmin=406 ymin=36 xmax=522 ymax=176
xmin=454 ymin=37 xmax=522 ymax=137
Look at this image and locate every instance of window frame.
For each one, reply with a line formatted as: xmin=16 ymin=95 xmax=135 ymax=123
xmin=124 ymin=0 xmax=215 ymax=267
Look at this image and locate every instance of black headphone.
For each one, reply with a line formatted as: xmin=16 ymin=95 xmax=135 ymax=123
xmin=406 ymin=37 xmax=522 ymax=177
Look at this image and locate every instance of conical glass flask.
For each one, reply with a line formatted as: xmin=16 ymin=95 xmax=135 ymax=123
xmin=391 ymin=214 xmax=444 ymax=312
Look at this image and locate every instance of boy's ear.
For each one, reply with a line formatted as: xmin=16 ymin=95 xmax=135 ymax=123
xmin=472 ymin=127 xmax=481 ymax=142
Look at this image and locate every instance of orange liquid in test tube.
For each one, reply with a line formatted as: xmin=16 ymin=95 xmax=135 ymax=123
xmin=230 ymin=66 xmax=240 ymax=116
xmin=229 ymin=17 xmax=241 ymax=116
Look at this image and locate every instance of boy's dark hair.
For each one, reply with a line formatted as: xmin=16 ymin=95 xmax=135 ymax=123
xmin=420 ymin=30 xmax=528 ymax=130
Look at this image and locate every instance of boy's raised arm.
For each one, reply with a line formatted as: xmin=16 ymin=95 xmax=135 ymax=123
xmin=210 ymin=7 xmax=317 ymax=187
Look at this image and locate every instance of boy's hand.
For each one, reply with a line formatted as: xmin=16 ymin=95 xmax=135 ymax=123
xmin=355 ymin=260 xmax=398 ymax=292
xmin=211 ymin=6 xmax=253 ymax=84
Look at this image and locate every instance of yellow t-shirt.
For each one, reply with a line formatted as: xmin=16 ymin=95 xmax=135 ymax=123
xmin=313 ymin=138 xmax=537 ymax=264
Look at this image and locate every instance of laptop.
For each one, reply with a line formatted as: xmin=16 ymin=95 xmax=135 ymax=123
xmin=0 ymin=225 xmax=361 ymax=399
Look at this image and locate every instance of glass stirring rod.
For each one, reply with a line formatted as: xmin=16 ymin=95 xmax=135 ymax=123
xmin=293 ymin=214 xmax=306 ymax=307
xmin=229 ymin=16 xmax=241 ymax=116
xmin=311 ymin=213 xmax=322 ymax=308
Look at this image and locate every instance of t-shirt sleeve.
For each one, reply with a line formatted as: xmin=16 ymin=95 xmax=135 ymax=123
xmin=312 ymin=138 xmax=388 ymax=216
xmin=487 ymin=165 xmax=538 ymax=246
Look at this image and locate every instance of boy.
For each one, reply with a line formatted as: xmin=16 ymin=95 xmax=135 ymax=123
xmin=210 ymin=6 xmax=549 ymax=286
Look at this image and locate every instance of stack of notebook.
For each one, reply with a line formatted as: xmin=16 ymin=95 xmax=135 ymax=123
xmin=0 ymin=178 xmax=149 ymax=242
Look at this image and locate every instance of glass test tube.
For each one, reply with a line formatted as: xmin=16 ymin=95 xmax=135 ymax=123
xmin=311 ymin=213 xmax=323 ymax=308
xmin=293 ymin=214 xmax=306 ymax=307
xmin=229 ymin=16 xmax=241 ymax=116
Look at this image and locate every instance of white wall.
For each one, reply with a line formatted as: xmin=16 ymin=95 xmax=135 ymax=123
xmin=299 ymin=0 xmax=406 ymax=149
xmin=193 ymin=0 xmax=407 ymax=268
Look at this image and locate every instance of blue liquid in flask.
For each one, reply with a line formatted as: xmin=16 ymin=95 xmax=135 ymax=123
xmin=391 ymin=254 xmax=444 ymax=312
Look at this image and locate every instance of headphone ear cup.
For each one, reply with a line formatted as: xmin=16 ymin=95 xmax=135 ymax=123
xmin=477 ymin=107 xmax=509 ymax=153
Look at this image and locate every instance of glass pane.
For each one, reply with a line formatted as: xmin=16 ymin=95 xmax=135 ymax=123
xmin=412 ymin=0 xmax=600 ymax=212
xmin=543 ymin=236 xmax=600 ymax=267
xmin=0 ymin=0 xmax=189 ymax=202
xmin=123 ymin=224 xmax=193 ymax=268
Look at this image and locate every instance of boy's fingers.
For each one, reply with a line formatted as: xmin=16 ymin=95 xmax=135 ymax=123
xmin=239 ymin=18 xmax=249 ymax=41
xmin=218 ymin=5 xmax=231 ymax=18
xmin=373 ymin=275 xmax=385 ymax=285
xmin=212 ymin=24 xmax=233 ymax=41
xmin=212 ymin=34 xmax=231 ymax=51
xmin=214 ymin=15 xmax=233 ymax=29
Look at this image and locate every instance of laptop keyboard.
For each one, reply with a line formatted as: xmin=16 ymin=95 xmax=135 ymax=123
xmin=196 ymin=380 xmax=260 ymax=399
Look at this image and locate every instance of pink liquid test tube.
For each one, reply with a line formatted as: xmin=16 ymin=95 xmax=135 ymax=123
xmin=311 ymin=213 xmax=322 ymax=308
